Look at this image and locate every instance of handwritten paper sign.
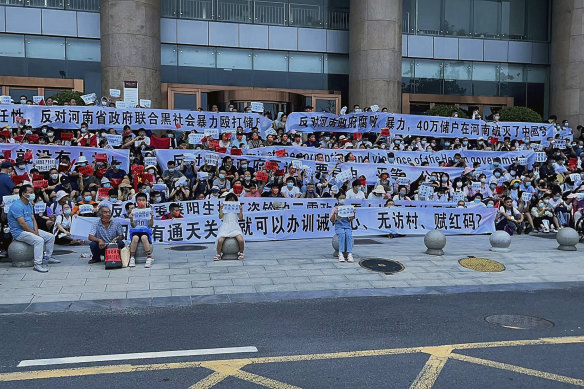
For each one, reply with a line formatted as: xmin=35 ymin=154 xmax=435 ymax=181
xmin=204 ymin=129 xmax=219 ymax=139
xmin=569 ymin=173 xmax=581 ymax=183
xmin=79 ymin=204 xmax=94 ymax=214
xmin=139 ymin=99 xmax=151 ymax=108
xmin=33 ymin=180 xmax=48 ymax=189
xmin=264 ymin=128 xmax=277 ymax=136
xmin=521 ymin=192 xmax=533 ymax=202
xmin=175 ymin=176 xmax=187 ymax=187
xmin=183 ymin=153 xmax=195 ymax=163
xmin=0 ymin=96 xmax=12 ymax=104
xmin=197 ymin=172 xmax=209 ymax=180
xmin=250 ymin=102 xmax=264 ymax=113
xmin=275 ymin=149 xmax=286 ymax=157
xmin=97 ymin=187 xmax=110 ymax=200
xmin=335 ymin=169 xmax=353 ymax=183
xmin=3 ymin=195 xmax=19 ymax=211
xmin=265 ymin=161 xmax=278 ymax=171
xmin=78 ymin=165 xmax=94 ymax=176
xmin=535 ymin=152 xmax=547 ymax=163
xmin=152 ymin=183 xmax=167 ymax=192
xmin=418 ymin=185 xmax=434 ymax=198
xmin=144 ymin=157 xmax=157 ymax=167
xmin=517 ymin=157 xmax=528 ymax=165
xmin=256 ymin=171 xmax=268 ymax=182
xmin=370 ymin=105 xmax=379 ymax=113
xmin=105 ymin=134 xmax=122 ymax=146
xmin=188 ymin=133 xmax=205 ymax=144
xmin=34 ymin=202 xmax=47 ymax=214
xmin=33 ymin=96 xmax=44 ymax=104
xmin=291 ymin=160 xmax=303 ymax=169
xmin=34 ymin=158 xmax=55 ymax=172
xmin=453 ymin=192 xmax=465 ymax=202
xmin=222 ymin=201 xmax=240 ymax=214
xmin=338 ymin=205 xmax=355 ymax=218
xmin=115 ymin=101 xmax=128 ymax=109
xmin=204 ymin=154 xmax=219 ymax=166
xmin=109 ymin=89 xmax=121 ymax=98
xmin=380 ymin=128 xmax=390 ymax=136
xmin=132 ymin=208 xmax=151 ymax=220
xmin=555 ymin=140 xmax=566 ymax=150
xmin=80 ymin=93 xmax=96 ymax=105
xmin=472 ymin=182 xmax=482 ymax=191
xmin=397 ymin=177 xmax=409 ymax=186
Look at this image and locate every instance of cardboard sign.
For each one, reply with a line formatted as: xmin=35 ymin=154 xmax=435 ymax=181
xmin=132 ymin=207 xmax=151 ymax=220
xmin=521 ymin=192 xmax=533 ymax=202
xmin=338 ymin=205 xmax=355 ymax=218
xmin=555 ymin=140 xmax=566 ymax=150
xmin=275 ymin=149 xmax=286 ymax=157
xmin=33 ymin=96 xmax=44 ymax=104
xmin=94 ymin=153 xmax=108 ymax=163
xmin=34 ymin=202 xmax=46 ymax=214
xmin=115 ymin=101 xmax=128 ymax=109
xmin=33 ymin=180 xmax=48 ymax=189
xmin=222 ymin=201 xmax=240 ymax=214
xmin=265 ymin=161 xmax=278 ymax=171
xmin=80 ymin=93 xmax=96 ymax=105
xmin=97 ymin=187 xmax=110 ymax=200
xmin=230 ymin=148 xmax=242 ymax=156
xmin=335 ymin=169 xmax=353 ymax=183
xmin=535 ymin=152 xmax=547 ymax=163
xmin=144 ymin=156 xmax=157 ymax=167
xmin=78 ymin=165 xmax=94 ymax=176
xmin=256 ymin=171 xmax=268 ymax=182
xmin=204 ymin=129 xmax=219 ymax=139
xmin=104 ymin=134 xmax=122 ymax=146
xmin=250 ymin=102 xmax=264 ymax=113
xmin=188 ymin=133 xmax=205 ymax=144
xmin=0 ymin=96 xmax=12 ymax=104
xmin=204 ymin=154 xmax=219 ymax=166
xmin=34 ymin=159 xmax=55 ymax=172
xmin=139 ymin=99 xmax=151 ymax=108
xmin=79 ymin=204 xmax=94 ymax=214
xmin=2 ymin=195 xmax=19 ymax=211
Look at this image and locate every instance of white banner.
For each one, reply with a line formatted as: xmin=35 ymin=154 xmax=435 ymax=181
xmin=71 ymin=205 xmax=496 ymax=243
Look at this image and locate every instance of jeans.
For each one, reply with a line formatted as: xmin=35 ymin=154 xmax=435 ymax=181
xmin=89 ymin=240 xmax=125 ymax=261
xmin=15 ymin=230 xmax=55 ymax=266
xmin=336 ymin=227 xmax=353 ymax=254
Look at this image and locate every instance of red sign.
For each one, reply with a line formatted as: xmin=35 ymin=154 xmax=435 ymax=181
xmin=78 ymin=165 xmax=94 ymax=176
xmin=275 ymin=169 xmax=285 ymax=176
xmin=11 ymin=174 xmax=27 ymax=185
xmin=230 ymin=148 xmax=242 ymax=156
xmin=275 ymin=149 xmax=286 ymax=157
xmin=0 ymin=130 xmax=11 ymax=138
xmin=26 ymin=134 xmax=39 ymax=144
xmin=380 ymin=128 xmax=390 ymax=136
xmin=490 ymin=137 xmax=499 ymax=145
xmin=97 ymin=187 xmax=110 ymax=199
xmin=495 ymin=186 xmax=504 ymax=195
xmin=32 ymin=173 xmax=45 ymax=181
xmin=131 ymin=164 xmax=144 ymax=176
xmin=23 ymin=150 xmax=33 ymax=161
xmin=233 ymin=184 xmax=243 ymax=195
xmin=265 ymin=161 xmax=278 ymax=171
xmin=141 ymin=173 xmax=154 ymax=183
xmin=215 ymin=147 xmax=227 ymax=154
xmin=569 ymin=158 xmax=578 ymax=170
xmin=94 ymin=153 xmax=108 ymax=162
xmin=353 ymin=133 xmax=362 ymax=140
xmin=111 ymin=178 xmax=122 ymax=188
xmin=60 ymin=132 xmax=73 ymax=141
xmin=208 ymin=139 xmax=219 ymax=149
xmin=33 ymin=180 xmax=48 ymax=189
xmin=256 ymin=171 xmax=269 ymax=182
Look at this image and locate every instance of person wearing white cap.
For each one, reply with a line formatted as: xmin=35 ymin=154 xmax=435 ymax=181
xmin=367 ymin=185 xmax=386 ymax=200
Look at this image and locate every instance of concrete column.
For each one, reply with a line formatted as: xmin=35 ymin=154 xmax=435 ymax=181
xmin=100 ymin=0 xmax=161 ymax=108
xmin=349 ymin=0 xmax=402 ymax=113
xmin=550 ymin=0 xmax=584 ymax=137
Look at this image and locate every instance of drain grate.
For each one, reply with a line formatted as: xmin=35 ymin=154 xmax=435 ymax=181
xmin=354 ymin=239 xmax=383 ymax=245
xmin=485 ymin=315 xmax=554 ymax=330
xmin=169 ymin=245 xmax=206 ymax=251
xmin=52 ymin=249 xmax=75 ymax=256
xmin=459 ymin=256 xmax=505 ymax=273
xmin=359 ymin=258 xmax=404 ymax=275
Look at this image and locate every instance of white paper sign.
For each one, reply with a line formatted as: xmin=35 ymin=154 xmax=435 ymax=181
xmin=371 ymin=105 xmax=380 ymax=113
xmin=189 ymin=133 xmax=205 ymax=144
xmin=264 ymin=128 xmax=277 ymax=136
xmin=144 ymin=157 xmax=157 ymax=167
xmin=204 ymin=154 xmax=219 ymax=166
xmin=123 ymin=81 xmax=139 ymax=107
xmin=338 ymin=205 xmax=355 ymax=218
xmin=2 ymin=195 xmax=18 ymax=211
xmin=397 ymin=177 xmax=409 ymax=185
xmin=34 ymin=202 xmax=47 ymax=214
xmin=79 ymin=204 xmax=94 ymax=214
xmin=521 ymin=192 xmax=533 ymax=202
xmin=222 ymin=201 xmax=240 ymax=214
xmin=531 ymin=143 xmax=544 ymax=150
xmin=301 ymin=165 xmax=312 ymax=175
xmin=139 ymin=99 xmax=151 ymax=108
xmin=80 ymin=93 xmax=97 ymax=105
xmin=104 ymin=134 xmax=122 ymax=146
xmin=535 ymin=152 xmax=547 ymax=163
xmin=34 ymin=158 xmax=55 ymax=172
xmin=183 ymin=153 xmax=195 ymax=162
xmin=335 ymin=169 xmax=353 ymax=183
xmin=132 ymin=207 xmax=151 ymax=220
xmin=251 ymin=102 xmax=264 ymax=113
xmin=569 ymin=173 xmax=581 ymax=183
xmin=33 ymin=96 xmax=44 ymax=104
xmin=453 ymin=192 xmax=465 ymax=202
xmin=291 ymin=160 xmax=303 ymax=169
xmin=472 ymin=182 xmax=482 ymax=191
xmin=115 ymin=101 xmax=128 ymax=109
xmin=517 ymin=157 xmax=528 ymax=165
xmin=175 ymin=176 xmax=188 ymax=187
xmin=204 ymin=129 xmax=219 ymax=139
xmin=418 ymin=185 xmax=434 ymax=198
xmin=497 ymin=178 xmax=506 ymax=185
xmin=0 ymin=96 xmax=12 ymax=104
xmin=340 ymin=106 xmax=347 ymax=115
xmin=152 ymin=183 xmax=167 ymax=192
xmin=198 ymin=171 xmax=209 ymax=180
xmin=109 ymin=89 xmax=121 ymax=98
xmin=556 ymin=140 xmax=566 ymax=149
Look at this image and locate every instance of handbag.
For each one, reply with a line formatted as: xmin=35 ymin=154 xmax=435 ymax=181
xmin=104 ymin=243 xmax=122 ymax=269
xmin=120 ymin=246 xmax=130 ymax=268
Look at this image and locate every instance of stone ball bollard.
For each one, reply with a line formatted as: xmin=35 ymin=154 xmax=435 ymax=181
xmin=424 ymin=230 xmax=446 ymax=256
xmin=134 ymin=244 xmax=155 ymax=264
xmin=8 ymin=241 xmax=35 ymax=268
xmin=556 ymin=227 xmax=579 ymax=251
xmin=332 ymin=234 xmax=354 ymax=257
xmin=221 ymin=237 xmax=240 ymax=260
xmin=489 ymin=231 xmax=512 ymax=252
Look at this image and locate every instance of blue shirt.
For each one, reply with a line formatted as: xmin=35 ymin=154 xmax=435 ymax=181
xmin=0 ymin=173 xmax=14 ymax=199
xmin=7 ymin=199 xmax=34 ymax=239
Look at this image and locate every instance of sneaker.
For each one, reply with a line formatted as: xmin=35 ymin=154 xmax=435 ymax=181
xmin=338 ymin=253 xmax=346 ymax=262
xmin=87 ymin=257 xmax=101 ymax=264
xmin=33 ymin=264 xmax=48 ymax=273
xmin=346 ymin=253 xmax=354 ymax=263
xmin=0 ymin=250 xmax=7 ymax=258
xmin=128 ymin=257 xmax=136 ymax=267
xmin=145 ymin=257 xmax=153 ymax=268
xmin=44 ymin=257 xmax=60 ymax=264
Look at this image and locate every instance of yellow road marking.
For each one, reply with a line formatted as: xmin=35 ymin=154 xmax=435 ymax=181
xmin=449 ymin=352 xmax=584 ymax=386
xmin=0 ymin=335 xmax=582 ymax=384
xmin=189 ymin=371 xmax=230 ymax=389
xmin=231 ymin=370 xmax=303 ymax=389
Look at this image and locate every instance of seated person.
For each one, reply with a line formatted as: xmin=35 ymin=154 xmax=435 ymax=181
xmin=128 ymin=193 xmax=154 ymax=268
xmin=161 ymin=203 xmax=183 ymax=220
xmin=87 ymin=206 xmax=125 ymax=264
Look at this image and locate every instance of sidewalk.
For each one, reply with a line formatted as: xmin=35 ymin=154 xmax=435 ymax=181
xmin=0 ymin=234 xmax=582 ymax=312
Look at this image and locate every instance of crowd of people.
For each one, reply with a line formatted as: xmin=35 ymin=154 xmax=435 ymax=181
xmin=0 ymin=100 xmax=583 ymax=272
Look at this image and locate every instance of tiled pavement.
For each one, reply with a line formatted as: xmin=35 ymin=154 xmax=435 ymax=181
xmin=0 ymin=234 xmax=582 ymax=312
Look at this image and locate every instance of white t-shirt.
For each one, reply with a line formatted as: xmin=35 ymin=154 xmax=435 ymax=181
xmin=346 ymin=189 xmax=366 ymax=200
xmin=280 ymin=186 xmax=301 ymax=198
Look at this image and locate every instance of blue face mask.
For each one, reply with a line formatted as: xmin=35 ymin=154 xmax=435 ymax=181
xmin=241 ymin=164 xmax=247 ymax=169
xmin=444 ymin=142 xmax=450 ymax=147
xmin=395 ymin=141 xmax=401 ymax=145
xmin=28 ymin=193 xmax=35 ymax=201
xmin=168 ymin=168 xmax=175 ymax=173
xmin=487 ymin=204 xmax=494 ymax=208
xmin=64 ymin=209 xmax=72 ymax=215
xmin=494 ymin=173 xmax=501 ymax=178
xmin=84 ymin=196 xmax=92 ymax=202
xmin=219 ymin=174 xmax=225 ymax=179
xmin=513 ymin=183 xmax=519 ymax=188
xmin=526 ymin=182 xmax=532 ymax=187
xmin=103 ymin=183 xmax=111 ymax=188
xmin=388 ymin=158 xmax=395 ymax=163
xmin=245 ymin=176 xmax=251 ymax=181
xmin=474 ymin=198 xmax=481 ymax=203
xmin=493 ymin=162 xmax=500 ymax=167
xmin=155 ymin=197 xmax=162 ymax=203
xmin=287 ymin=183 xmax=293 ymax=188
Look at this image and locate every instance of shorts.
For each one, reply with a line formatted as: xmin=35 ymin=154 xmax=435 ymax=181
xmin=129 ymin=228 xmax=152 ymax=243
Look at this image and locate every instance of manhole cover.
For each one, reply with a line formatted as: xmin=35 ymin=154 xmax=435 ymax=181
xmin=459 ymin=256 xmax=505 ymax=272
xmin=52 ymin=249 xmax=75 ymax=256
xmin=485 ymin=315 xmax=554 ymax=330
xmin=169 ymin=245 xmax=206 ymax=251
xmin=359 ymin=258 xmax=404 ymax=275
xmin=354 ymin=239 xmax=383 ymax=245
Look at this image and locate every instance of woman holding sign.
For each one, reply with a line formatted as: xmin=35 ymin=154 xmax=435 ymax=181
xmin=215 ymin=193 xmax=244 ymax=261
xmin=128 ymin=192 xmax=154 ymax=268
xmin=330 ymin=191 xmax=356 ymax=263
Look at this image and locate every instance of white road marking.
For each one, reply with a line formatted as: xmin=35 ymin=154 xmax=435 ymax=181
xmin=18 ymin=346 xmax=258 ymax=367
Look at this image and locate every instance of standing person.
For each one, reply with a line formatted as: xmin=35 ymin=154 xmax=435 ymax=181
xmin=128 ymin=193 xmax=154 ymax=268
xmin=330 ymin=191 xmax=355 ymax=263
xmin=7 ymin=185 xmax=58 ymax=273
xmin=214 ymin=193 xmax=245 ymax=261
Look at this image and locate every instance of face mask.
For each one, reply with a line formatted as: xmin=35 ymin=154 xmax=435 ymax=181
xmin=454 ymin=159 xmax=459 ymax=163
xmin=101 ymin=217 xmax=109 ymax=222
xmin=554 ymin=196 xmax=560 ymax=201
xmin=493 ymin=162 xmax=500 ymax=167
xmin=245 ymin=176 xmax=251 ymax=181
xmin=287 ymin=183 xmax=293 ymax=188
xmin=141 ymin=189 xmax=148 ymax=194
xmin=480 ymin=178 xmax=486 ymax=183
xmin=155 ymin=197 xmax=162 ymax=203
xmin=308 ymin=190 xmax=315 ymax=194
xmin=84 ymin=196 xmax=92 ymax=202
xmin=64 ymin=209 xmax=71 ymax=215
xmin=27 ymin=193 xmax=35 ymax=201
xmin=388 ymin=158 xmax=395 ymax=163
xmin=524 ymin=140 xmax=530 ymax=144
xmin=168 ymin=133 xmax=174 ymax=138
xmin=444 ymin=142 xmax=450 ymax=147
xmin=272 ymin=189 xmax=279 ymax=195
xmin=463 ymin=141 xmax=468 ymax=146
xmin=137 ymin=201 xmax=146 ymax=208
xmin=474 ymin=199 xmax=481 ymax=204
xmin=219 ymin=174 xmax=225 ymax=179
xmin=395 ymin=140 xmax=401 ymax=145
xmin=168 ymin=168 xmax=175 ymax=173
xmin=47 ymin=132 xmax=54 ymax=137
xmin=441 ymin=177 xmax=447 ymax=182
xmin=241 ymin=164 xmax=247 ymax=169
xmin=510 ymin=171 xmax=516 ymax=176
xmin=148 ymin=169 xmax=155 ymax=175
xmin=25 ymin=130 xmax=32 ymax=135
xmin=456 ymin=182 xmax=462 ymax=188
xmin=81 ymin=128 xmax=87 ymax=133
xmin=357 ymin=186 xmax=363 ymax=192
xmin=489 ymin=184 xmax=496 ymax=189
xmin=50 ymin=174 xmax=58 ymax=180
xmin=457 ymin=205 xmax=465 ymax=209
xmin=487 ymin=204 xmax=494 ymax=208
xmin=539 ymin=203 xmax=545 ymax=209
xmin=513 ymin=183 xmax=519 ymax=188
xmin=494 ymin=116 xmax=500 ymax=121
xmin=494 ymin=173 xmax=501 ymax=178
xmin=103 ymin=183 xmax=111 ymax=188
xmin=421 ymin=141 xmax=427 ymax=145
xmin=111 ymin=197 xmax=118 ymax=202
xmin=526 ymin=182 xmax=532 ymax=187
xmin=354 ymin=109 xmax=362 ymax=113
xmin=338 ymin=199 xmax=346 ymax=205
xmin=565 ymin=123 xmax=569 ymax=127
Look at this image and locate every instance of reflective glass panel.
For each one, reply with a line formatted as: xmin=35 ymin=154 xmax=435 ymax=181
xmin=289 ymin=0 xmax=324 ymax=28
xmin=174 ymin=93 xmax=197 ymax=110
xmin=501 ymin=0 xmax=525 ymax=40
xmin=178 ymin=46 xmax=215 ymax=67
xmin=289 ymin=52 xmax=323 ymax=73
xmin=217 ymin=0 xmax=251 ymax=23
xmin=324 ymin=54 xmax=348 ymax=74
xmin=526 ymin=0 xmax=548 ymax=41
xmin=500 ymin=64 xmax=525 ymax=83
xmin=402 ymin=58 xmax=414 ymax=78
xmin=0 ymin=34 xmax=25 ymax=57
xmin=216 ymin=48 xmax=252 ymax=69
xmin=402 ymin=0 xmax=416 ymax=34
xmin=162 ymin=44 xmax=178 ymax=66
xmin=180 ymin=0 xmax=214 ymax=20
xmin=255 ymin=0 xmax=286 ymax=25
xmin=416 ymin=0 xmax=441 ymax=35
xmin=253 ymin=50 xmax=288 ymax=71
xmin=66 ymin=0 xmax=100 ymax=11
xmin=472 ymin=62 xmax=498 ymax=81
xmin=443 ymin=61 xmax=472 ymax=80
xmin=414 ymin=59 xmax=442 ymax=79
xmin=26 ymin=35 xmax=65 ymax=59
xmin=527 ymin=66 xmax=546 ymax=83
xmin=473 ymin=0 xmax=500 ymax=38
xmin=66 ymin=38 xmax=100 ymax=62
xmin=444 ymin=0 xmax=471 ymax=36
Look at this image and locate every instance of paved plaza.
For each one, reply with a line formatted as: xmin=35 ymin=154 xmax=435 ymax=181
xmin=0 ymin=234 xmax=582 ymax=312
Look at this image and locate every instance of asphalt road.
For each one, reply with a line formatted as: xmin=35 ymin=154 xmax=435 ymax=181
xmin=0 ymin=287 xmax=583 ymax=388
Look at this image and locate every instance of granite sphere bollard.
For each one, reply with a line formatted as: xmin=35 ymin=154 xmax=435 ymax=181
xmin=134 ymin=245 xmax=155 ymax=264
xmin=332 ymin=234 xmax=354 ymax=257
xmin=556 ymin=227 xmax=579 ymax=251
xmin=8 ymin=241 xmax=35 ymax=268
xmin=489 ymin=231 xmax=511 ymax=252
xmin=221 ymin=237 xmax=240 ymax=260
xmin=424 ymin=230 xmax=446 ymax=256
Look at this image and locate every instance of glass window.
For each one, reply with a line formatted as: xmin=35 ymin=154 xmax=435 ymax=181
xmin=444 ymin=0 xmax=471 ymax=37
xmin=500 ymin=64 xmax=525 ymax=83
xmin=9 ymin=89 xmax=37 ymax=102
xmin=25 ymin=36 xmax=65 ymax=60
xmin=402 ymin=58 xmax=414 ymax=78
xmin=443 ymin=61 xmax=472 ymax=80
xmin=526 ymin=0 xmax=548 ymax=41
xmin=216 ymin=48 xmax=252 ymax=70
xmin=254 ymin=0 xmax=286 ymax=25
xmin=162 ymin=44 xmax=178 ymax=65
xmin=289 ymin=52 xmax=323 ymax=73
xmin=472 ymin=62 xmax=498 ymax=81
xmin=66 ymin=38 xmax=100 ymax=62
xmin=173 ymin=93 xmax=197 ymax=110
xmin=253 ymin=50 xmax=288 ymax=72
xmin=473 ymin=0 xmax=500 ymax=38
xmin=289 ymin=0 xmax=324 ymax=27
xmin=501 ymin=0 xmax=525 ymax=40
xmin=315 ymin=99 xmax=336 ymax=113
xmin=66 ymin=0 xmax=99 ymax=11
xmin=414 ymin=59 xmax=442 ymax=79
xmin=416 ymin=0 xmax=441 ymax=35
xmin=178 ymin=46 xmax=215 ymax=67
xmin=217 ymin=0 xmax=251 ymax=23
xmin=179 ymin=0 xmax=214 ymax=20
xmin=402 ymin=0 xmax=416 ymax=34
xmin=27 ymin=0 xmax=63 ymax=8
xmin=324 ymin=54 xmax=348 ymax=74
xmin=161 ymin=0 xmax=177 ymax=17
xmin=327 ymin=0 xmax=349 ymax=30
xmin=527 ymin=66 xmax=547 ymax=83
xmin=0 ymin=34 xmax=25 ymax=57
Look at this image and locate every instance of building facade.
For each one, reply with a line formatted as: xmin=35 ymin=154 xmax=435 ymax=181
xmin=0 ymin=0 xmax=576 ymax=123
